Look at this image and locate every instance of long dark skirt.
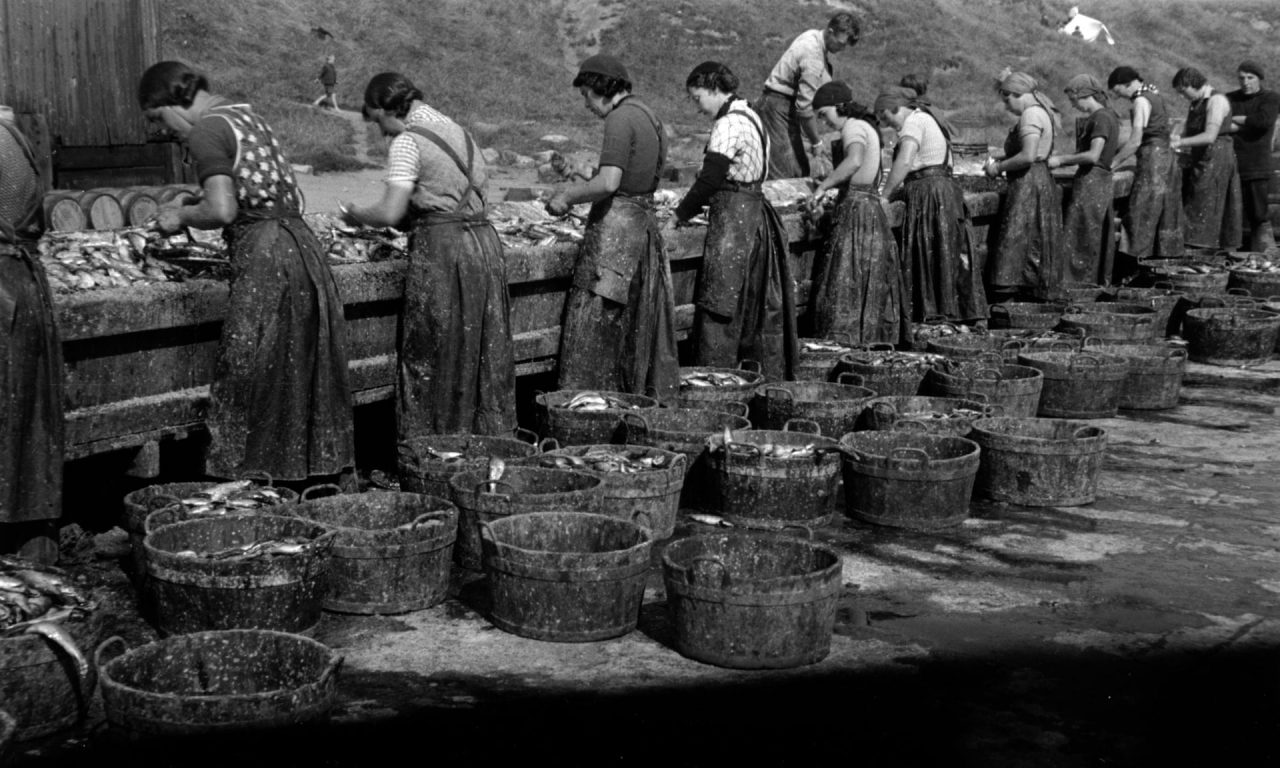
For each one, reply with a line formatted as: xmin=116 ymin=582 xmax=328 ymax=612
xmin=755 ymin=90 xmax=808 ymax=180
xmin=812 ymin=188 xmax=904 ymax=344
xmin=1126 ymin=143 xmax=1184 ymax=260
xmin=399 ymin=217 xmax=517 ymax=440
xmin=559 ymin=197 xmax=679 ymax=403
xmin=900 ymin=175 xmax=987 ymax=323
xmin=1064 ymin=166 xmax=1117 ymax=285
xmin=694 ymin=189 xmax=798 ymax=380
xmin=0 ymin=249 xmax=63 ymax=523
xmin=990 ymin=163 xmax=1065 ymax=300
xmin=1182 ymin=137 xmax=1243 ymax=250
xmin=207 ymin=214 xmax=355 ymax=481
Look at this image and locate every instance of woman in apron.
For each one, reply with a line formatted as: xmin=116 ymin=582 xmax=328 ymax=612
xmin=138 ymin=61 xmax=355 ymax=486
xmin=1049 ymin=74 xmax=1121 ymax=285
xmin=547 ymin=55 xmax=679 ymax=402
xmin=807 ymin=81 xmax=903 ymax=344
xmin=341 ymin=72 xmax=516 ymax=440
xmin=0 ymin=113 xmax=63 ymax=563
xmin=985 ymin=71 xmax=1065 ymax=302
xmin=877 ymin=87 xmax=986 ymax=327
xmin=1172 ymin=67 xmax=1243 ymax=251
xmin=675 ymin=61 xmax=798 ymax=380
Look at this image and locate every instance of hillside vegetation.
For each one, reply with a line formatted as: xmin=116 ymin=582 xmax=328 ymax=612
xmin=158 ymin=0 xmax=1280 ymax=170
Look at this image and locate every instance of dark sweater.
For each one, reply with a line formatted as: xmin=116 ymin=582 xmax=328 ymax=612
xmin=1226 ymin=88 xmax=1280 ymax=181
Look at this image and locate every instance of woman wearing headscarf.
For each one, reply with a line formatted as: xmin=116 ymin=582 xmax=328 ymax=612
xmin=877 ymin=86 xmax=986 ymax=326
xmin=1049 ymin=74 xmax=1121 ymax=285
xmin=341 ymin=72 xmax=516 ymax=439
xmin=0 ymin=110 xmax=62 ymax=563
xmin=985 ymin=71 xmax=1065 ymax=301
xmin=547 ymin=55 xmax=679 ymax=402
xmin=138 ymin=62 xmax=355 ymax=485
xmin=1171 ymin=67 xmax=1242 ymax=251
xmin=1108 ymin=66 xmax=1183 ymax=262
xmin=675 ymin=61 xmax=798 ymax=379
xmin=807 ymin=81 xmax=903 ymax=344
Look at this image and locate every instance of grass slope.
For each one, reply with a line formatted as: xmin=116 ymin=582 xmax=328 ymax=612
xmin=158 ymin=0 xmax=1280 ymax=168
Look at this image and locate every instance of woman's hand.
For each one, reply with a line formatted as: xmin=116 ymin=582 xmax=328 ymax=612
xmin=153 ymin=206 xmax=185 ymax=235
xmin=545 ymin=192 xmax=572 ymax=217
xmin=338 ymin=201 xmax=360 ymax=227
xmin=1046 ymin=156 xmax=1061 ymax=170
xmin=983 ymin=157 xmax=1000 ymax=178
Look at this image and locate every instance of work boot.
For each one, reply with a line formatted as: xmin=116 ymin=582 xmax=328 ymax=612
xmin=1249 ymin=222 xmax=1275 ymax=254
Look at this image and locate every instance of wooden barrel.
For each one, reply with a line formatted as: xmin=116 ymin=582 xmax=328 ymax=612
xmin=840 ymin=431 xmax=981 ymax=530
xmin=79 ymin=189 xmax=125 ymax=230
xmin=924 ymin=362 xmax=1045 ymax=418
xmin=397 ymin=431 xmax=540 ymax=498
xmin=103 ymin=188 xmax=160 ymax=226
xmin=43 ymin=191 xmax=88 ymax=232
xmin=859 ymin=395 xmax=992 ymax=438
xmin=1017 ymin=351 xmax=1129 ymax=419
xmin=662 ymin=531 xmax=841 ymax=669
xmin=704 ymin=422 xmax=844 ymax=527
xmin=677 ymin=362 xmax=766 ymax=410
xmin=622 ymin=408 xmax=751 ymax=513
xmin=1086 ymin=342 xmax=1188 ymax=410
xmin=749 ymin=375 xmax=876 ymax=437
xmin=479 ymin=512 xmax=652 ymax=642
xmin=1182 ymin=306 xmax=1280 ymax=366
xmin=969 ymin=417 xmax=1107 ymax=506
xmin=534 ymin=390 xmax=659 ymax=446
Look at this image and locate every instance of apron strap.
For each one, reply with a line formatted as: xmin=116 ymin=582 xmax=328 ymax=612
xmin=405 ymin=124 xmax=484 ymax=213
xmin=614 ymin=97 xmax=666 ymax=192
xmin=728 ymin=107 xmax=771 ymax=184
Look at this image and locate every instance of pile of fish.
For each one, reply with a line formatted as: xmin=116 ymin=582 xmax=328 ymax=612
xmin=163 ymin=480 xmax=290 ymax=517
xmin=305 ymin=213 xmax=407 ymax=264
xmin=1153 ymin=262 xmax=1224 ymax=275
xmin=37 ymin=227 xmax=226 ymax=292
xmin=718 ymin=427 xmax=818 ymax=460
xmin=911 ymin=321 xmax=978 ymax=344
xmin=681 ymin=370 xmax=755 ymax=388
xmin=844 ymin=351 xmax=947 ymax=368
xmin=172 ymin=537 xmax=320 ymax=561
xmin=801 ymin=340 xmax=855 ymax=355
xmin=489 ymin=201 xmax=586 ymax=248
xmin=897 ymin=408 xmax=986 ymax=422
xmin=0 ymin=555 xmax=96 ymax=634
xmin=532 ymin=447 xmax=673 ymax=474
xmin=559 ymin=391 xmax=640 ymax=411
xmin=1230 ymin=257 xmax=1280 ymax=274
xmin=418 ymin=446 xmax=468 ymax=463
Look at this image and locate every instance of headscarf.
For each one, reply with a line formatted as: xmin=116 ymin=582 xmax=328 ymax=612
xmin=999 ymin=71 xmax=1061 ymax=134
xmin=1064 ymin=74 xmax=1108 ymax=104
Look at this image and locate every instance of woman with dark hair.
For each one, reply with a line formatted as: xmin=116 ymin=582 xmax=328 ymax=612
xmin=807 ymin=81 xmax=903 ymax=344
xmin=877 ymin=86 xmax=985 ymax=326
xmin=137 ymin=61 xmax=354 ymax=485
xmin=675 ymin=60 xmax=797 ymax=379
xmin=1049 ymin=74 xmax=1121 ymax=284
xmin=1108 ymin=66 xmax=1183 ymax=262
xmin=0 ymin=109 xmax=62 ymax=563
xmin=985 ymin=71 xmax=1065 ymax=301
xmin=341 ymin=72 xmax=516 ymax=439
xmin=1172 ymin=67 xmax=1242 ymax=250
xmin=546 ymin=55 xmax=678 ymax=402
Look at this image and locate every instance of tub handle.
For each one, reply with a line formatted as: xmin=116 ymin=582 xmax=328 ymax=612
xmin=407 ymin=510 xmax=451 ymax=530
xmin=512 ymin=426 xmax=540 ymax=445
xmin=871 ymin=400 xmax=898 ymax=417
xmin=143 ymin=505 xmax=186 ymax=536
xmin=631 ymin=509 xmax=655 ymax=533
xmin=965 ymin=391 xmax=991 ymax=404
xmin=476 ymin=479 xmax=514 ymax=498
xmin=892 ymin=419 xmax=929 ymax=432
xmin=724 ymin=440 xmax=763 ymax=463
xmin=478 ymin=520 xmax=496 ymax=543
xmin=781 ymin=523 xmax=814 ymax=540
xmin=301 ymin=483 xmax=344 ymax=502
xmin=1069 ymin=353 xmax=1103 ymax=373
xmin=94 ymin=635 xmax=128 ymax=672
xmin=1153 ymin=280 xmax=1175 ymax=291
xmin=783 ymin=418 xmax=821 ymax=435
xmin=1064 ymin=303 xmax=1087 ymax=314
xmin=240 ymin=470 xmax=275 ymax=488
xmin=1199 ymin=295 xmax=1227 ymax=309
xmin=537 ymin=437 xmax=560 ymax=454
xmin=985 ymin=403 xmax=1006 ymax=417
xmin=718 ymin=401 xmax=750 ymax=418
xmin=836 ymin=372 xmax=865 ymax=387
xmin=738 ymin=359 xmax=762 ymax=374
xmin=1072 ymin=426 xmax=1096 ymax=440
xmin=688 ymin=555 xmax=729 ymax=587
xmin=318 ymin=654 xmax=345 ymax=688
xmin=975 ymin=351 xmax=1004 ymax=368
xmin=921 ymin=315 xmax=948 ymax=326
xmin=972 ymin=367 xmax=1003 ymax=381
xmin=622 ymin=412 xmax=650 ymax=441
xmin=829 ymin=331 xmax=856 ymax=346
xmin=888 ymin=447 xmax=930 ymax=468
xmin=1000 ymin=339 xmax=1027 ymax=352
xmin=1046 ymin=340 xmax=1077 ymax=353
xmin=1170 ymin=347 xmax=1189 ymax=360
xmin=146 ymin=492 xmax=184 ymax=511
xmin=990 ymin=304 xmax=1010 ymax=317
xmin=764 ymin=386 xmax=794 ymax=405
xmin=1081 ymin=335 xmax=1103 ymax=348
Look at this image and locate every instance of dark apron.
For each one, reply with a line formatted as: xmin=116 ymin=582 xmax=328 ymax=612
xmin=1181 ymin=100 xmax=1243 ymax=250
xmin=208 ymin=207 xmax=355 ymax=480
xmin=0 ymin=120 xmax=64 ymax=523
xmin=990 ymin=113 xmax=1065 ymax=299
xmin=396 ymin=125 xmax=517 ymax=438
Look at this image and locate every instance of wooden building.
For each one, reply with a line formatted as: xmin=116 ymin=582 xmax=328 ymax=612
xmin=0 ymin=0 xmax=189 ymax=188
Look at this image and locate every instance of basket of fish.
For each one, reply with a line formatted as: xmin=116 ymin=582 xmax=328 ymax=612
xmin=1227 ymin=255 xmax=1280 ymax=299
xmin=750 ymin=373 xmax=877 ymax=437
xmin=1144 ymin=260 xmax=1229 ymax=300
xmin=795 ymin=336 xmax=857 ymax=381
xmin=1 ymin=556 xmax=100 ymax=741
xmin=96 ymin=629 xmax=341 ymax=739
xmin=291 ymin=486 xmax=458 ymax=615
xmin=523 ymin=445 xmax=687 ymax=540
xmin=143 ymin=515 xmax=336 ymax=636
xmin=833 ymin=346 xmax=942 ymax=397
xmin=535 ymin=390 xmax=659 ymax=446
xmin=989 ymin=301 xmax=1067 ymax=330
xmin=677 ymin=362 xmax=766 ymax=410
xmin=908 ymin=315 xmax=980 ymax=351
xmin=448 ymin=464 xmax=605 ymax=571
xmin=859 ymin=396 xmax=993 ymax=438
xmin=622 ymin=408 xmax=752 ymax=513
xmin=397 ymin=428 xmax=542 ymax=498
xmin=704 ymin=420 xmax=844 ymax=527
xmin=924 ymin=357 xmax=1046 ymax=418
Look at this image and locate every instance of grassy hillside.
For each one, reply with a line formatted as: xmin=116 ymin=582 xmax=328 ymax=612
xmin=158 ymin=0 xmax=1280 ymax=170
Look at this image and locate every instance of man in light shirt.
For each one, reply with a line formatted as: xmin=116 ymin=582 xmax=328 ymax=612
xmin=756 ymin=12 xmax=860 ymax=179
xmin=1059 ymin=6 xmax=1115 ymax=45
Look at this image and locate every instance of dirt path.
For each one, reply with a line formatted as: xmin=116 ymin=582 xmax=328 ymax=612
xmin=334 ymin=108 xmax=373 ymax=165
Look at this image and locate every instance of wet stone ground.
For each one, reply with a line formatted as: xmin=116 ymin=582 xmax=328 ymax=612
xmin=10 ymin=363 xmax=1280 ymax=766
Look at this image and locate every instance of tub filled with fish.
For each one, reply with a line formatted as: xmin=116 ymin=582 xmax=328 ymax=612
xmin=677 ymin=363 xmax=766 ymax=410
xmin=397 ymin=429 xmax=541 ymax=498
xmin=834 ymin=347 xmax=944 ymax=397
xmin=535 ymin=390 xmax=659 ymax=446
xmin=704 ymin=422 xmax=843 ymax=527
